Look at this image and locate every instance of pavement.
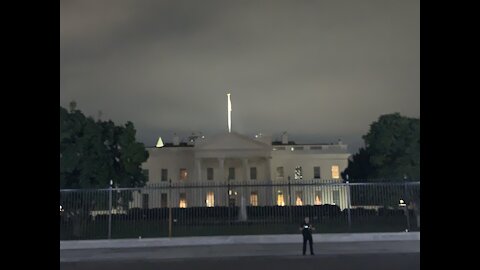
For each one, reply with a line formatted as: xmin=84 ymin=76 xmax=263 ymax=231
xmin=60 ymin=233 xmax=420 ymax=270
xmin=60 ymin=232 xmax=420 ymax=250
xmin=60 ymin=253 xmax=420 ymax=270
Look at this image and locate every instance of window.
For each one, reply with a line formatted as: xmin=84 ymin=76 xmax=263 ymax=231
xmin=277 ymin=191 xmax=285 ymax=206
xmin=314 ymin=167 xmax=321 ymax=179
xmin=276 ymin=167 xmax=284 ymax=178
xmin=331 ymin=165 xmax=340 ymax=179
xmin=294 ymin=166 xmax=303 ymax=180
xmin=250 ymin=192 xmax=258 ymax=206
xmin=310 ymin=146 xmax=323 ymax=150
xmin=295 ymin=191 xmax=303 ymax=206
xmin=142 ymin=169 xmax=149 ymax=181
xmin=142 ymin=194 xmax=149 ymax=209
xmin=206 ymin=192 xmax=215 ymax=207
xmin=161 ymin=193 xmax=168 ymax=208
xmin=314 ymin=191 xmax=322 ymax=205
xmin=161 ymin=169 xmax=168 ymax=182
xmin=228 ymin=167 xmax=235 ymax=180
xmin=207 ymin=168 xmax=214 ymax=180
xmin=179 ymin=168 xmax=188 ymax=180
xmin=250 ymin=167 xmax=257 ymax=180
xmin=179 ymin=193 xmax=187 ymax=208
xmin=333 ymin=190 xmax=340 ymax=206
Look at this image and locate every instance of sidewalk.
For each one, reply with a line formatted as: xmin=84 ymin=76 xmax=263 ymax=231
xmin=60 ymin=232 xmax=419 ymax=250
xmin=60 ymin=240 xmax=420 ymax=263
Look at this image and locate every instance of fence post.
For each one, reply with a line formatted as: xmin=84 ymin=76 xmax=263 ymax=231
xmin=403 ymin=178 xmax=411 ymax=231
xmin=108 ymin=180 xmax=113 ymax=239
xmin=288 ymin=176 xmax=292 ymax=223
xmin=168 ymin=179 xmax=173 ymax=238
xmin=346 ymin=181 xmax=352 ymax=231
xmin=227 ymin=180 xmax=231 ymax=225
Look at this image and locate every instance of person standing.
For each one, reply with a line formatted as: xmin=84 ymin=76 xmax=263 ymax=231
xmin=300 ymin=216 xmax=315 ymax=255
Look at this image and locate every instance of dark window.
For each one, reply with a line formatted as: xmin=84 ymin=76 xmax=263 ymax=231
xmin=161 ymin=169 xmax=168 ymax=181
xmin=142 ymin=169 xmax=149 ymax=181
xmin=228 ymin=167 xmax=235 ymax=180
xmin=161 ymin=193 xmax=168 ymax=208
xmin=314 ymin=167 xmax=321 ymax=179
xmin=207 ymin=168 xmax=214 ymax=180
xmin=142 ymin=194 xmax=149 ymax=209
xmin=250 ymin=167 xmax=257 ymax=180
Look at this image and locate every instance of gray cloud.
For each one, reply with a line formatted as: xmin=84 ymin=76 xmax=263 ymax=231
xmin=60 ymin=0 xmax=420 ymax=153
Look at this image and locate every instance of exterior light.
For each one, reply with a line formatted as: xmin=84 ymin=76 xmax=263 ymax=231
xmin=156 ymin=137 xmax=164 ymax=148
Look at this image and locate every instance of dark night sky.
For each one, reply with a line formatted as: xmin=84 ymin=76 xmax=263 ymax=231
xmin=60 ymin=0 xmax=419 ymax=153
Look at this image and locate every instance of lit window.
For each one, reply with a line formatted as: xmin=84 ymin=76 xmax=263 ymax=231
xmin=250 ymin=192 xmax=258 ymax=206
xmin=277 ymin=191 xmax=285 ymax=206
xmin=179 ymin=193 xmax=187 ymax=208
xmin=295 ymin=191 xmax=303 ymax=206
xmin=250 ymin=167 xmax=257 ymax=180
xmin=276 ymin=167 xmax=284 ymax=178
xmin=314 ymin=167 xmax=321 ymax=179
xmin=331 ymin=165 xmax=339 ymax=179
xmin=206 ymin=192 xmax=215 ymax=207
xmin=207 ymin=168 xmax=214 ymax=181
xmin=179 ymin=168 xmax=188 ymax=180
xmin=295 ymin=166 xmax=303 ymax=180
xmin=314 ymin=191 xmax=322 ymax=205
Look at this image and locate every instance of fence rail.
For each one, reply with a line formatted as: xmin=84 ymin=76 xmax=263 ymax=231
xmin=60 ymin=180 xmax=420 ymax=240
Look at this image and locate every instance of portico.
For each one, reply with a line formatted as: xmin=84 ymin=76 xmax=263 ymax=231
xmin=193 ymin=132 xmax=272 ymax=182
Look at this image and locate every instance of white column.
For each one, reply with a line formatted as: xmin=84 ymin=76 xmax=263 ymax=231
xmin=243 ymin=158 xmax=249 ymax=181
xmin=196 ymin=159 xmax=202 ymax=182
xmin=218 ymin=158 xmax=225 ymax=182
xmin=266 ymin=156 xmax=272 ymax=205
xmin=266 ymin=157 xmax=272 ymax=181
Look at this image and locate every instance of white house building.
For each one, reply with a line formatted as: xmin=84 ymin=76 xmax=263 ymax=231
xmin=135 ymin=94 xmax=351 ymax=210
xmin=138 ymin=131 xmax=351 ymax=209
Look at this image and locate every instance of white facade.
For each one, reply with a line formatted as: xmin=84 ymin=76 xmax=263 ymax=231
xmin=138 ymin=132 xmax=350 ymax=209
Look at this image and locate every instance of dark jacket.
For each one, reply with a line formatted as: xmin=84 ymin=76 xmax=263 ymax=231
xmin=301 ymin=222 xmax=313 ymax=237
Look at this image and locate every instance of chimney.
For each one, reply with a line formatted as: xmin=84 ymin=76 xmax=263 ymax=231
xmin=173 ymin=133 xmax=180 ymax=146
xmin=281 ymin=132 xmax=288 ymax=145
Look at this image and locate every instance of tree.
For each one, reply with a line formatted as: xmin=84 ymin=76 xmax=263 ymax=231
xmin=342 ymin=113 xmax=420 ymax=182
xmin=60 ymin=104 xmax=149 ymax=238
xmin=341 ymin=148 xmax=373 ymax=181
xmin=60 ymin=106 xmax=149 ymax=189
xmin=342 ymin=113 xmax=420 ymax=208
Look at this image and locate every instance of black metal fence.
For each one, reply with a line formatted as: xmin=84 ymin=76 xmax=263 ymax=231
xmin=60 ymin=180 xmax=420 ymax=240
